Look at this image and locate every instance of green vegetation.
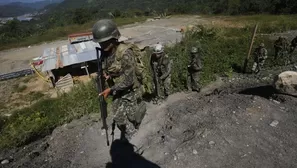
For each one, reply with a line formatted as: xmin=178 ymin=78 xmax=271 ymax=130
xmin=12 ymin=84 xmax=27 ymax=93
xmin=0 ymin=81 xmax=98 ymax=148
xmin=0 ymin=0 xmax=63 ymax=17
xmin=1 ymin=0 xmax=297 ymax=50
xmin=0 ymin=4 xmax=34 ymax=17
xmin=27 ymin=91 xmax=45 ymax=102
xmin=168 ymin=25 xmax=250 ymax=91
xmin=0 ymin=17 xmax=147 ymax=51
xmin=220 ymin=14 xmax=297 ymax=33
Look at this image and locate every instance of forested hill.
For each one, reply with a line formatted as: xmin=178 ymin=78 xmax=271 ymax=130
xmin=52 ymin=0 xmax=297 ymax=15
xmin=0 ymin=0 xmax=63 ymax=17
xmin=0 ymin=4 xmax=34 ymax=17
xmin=1 ymin=0 xmax=297 ymax=49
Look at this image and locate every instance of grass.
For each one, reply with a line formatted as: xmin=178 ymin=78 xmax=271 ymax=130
xmin=12 ymin=84 xmax=27 ymax=93
xmin=0 ymin=14 xmax=296 ymax=149
xmin=167 ymin=25 xmax=251 ymax=91
xmin=27 ymin=91 xmax=45 ymax=102
xmin=215 ymin=14 xmax=297 ymax=33
xmin=0 ymin=80 xmax=99 ymax=148
xmin=0 ymin=17 xmax=148 ymax=51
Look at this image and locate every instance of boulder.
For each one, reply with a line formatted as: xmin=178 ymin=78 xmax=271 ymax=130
xmin=273 ymin=71 xmax=297 ymax=96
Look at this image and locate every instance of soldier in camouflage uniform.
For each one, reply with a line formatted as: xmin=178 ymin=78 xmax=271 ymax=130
xmin=290 ymin=36 xmax=297 ymax=54
xmin=151 ymin=43 xmax=173 ymax=99
xmin=252 ymin=43 xmax=268 ymax=74
xmin=92 ymin=19 xmax=146 ymax=140
xmin=187 ymin=47 xmax=203 ymax=92
xmin=274 ymin=36 xmax=290 ymax=64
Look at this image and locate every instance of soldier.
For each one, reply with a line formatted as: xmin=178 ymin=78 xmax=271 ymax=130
xmin=252 ymin=43 xmax=268 ymax=74
xmin=187 ymin=47 xmax=203 ymax=92
xmin=274 ymin=36 xmax=290 ymax=63
xmin=92 ymin=19 xmax=147 ymax=140
xmin=290 ymin=36 xmax=297 ymax=54
xmin=151 ymin=43 xmax=173 ymax=100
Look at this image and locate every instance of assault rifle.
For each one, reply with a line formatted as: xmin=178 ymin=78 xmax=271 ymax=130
xmin=95 ymin=47 xmax=109 ymax=146
xmin=152 ymin=62 xmax=161 ymax=98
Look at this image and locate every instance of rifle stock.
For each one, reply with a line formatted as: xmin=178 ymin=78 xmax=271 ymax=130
xmin=95 ymin=47 xmax=110 ymax=146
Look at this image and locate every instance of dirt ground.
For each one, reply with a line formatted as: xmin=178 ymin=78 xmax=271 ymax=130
xmin=1 ymin=67 xmax=297 ymax=168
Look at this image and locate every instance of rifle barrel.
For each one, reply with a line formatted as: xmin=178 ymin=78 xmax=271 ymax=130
xmin=96 ymin=47 xmax=110 ymax=146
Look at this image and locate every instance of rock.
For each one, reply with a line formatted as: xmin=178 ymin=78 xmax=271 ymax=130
xmin=209 ymin=141 xmax=215 ymax=145
xmin=174 ymin=155 xmax=177 ymax=160
xmin=1 ymin=159 xmax=9 ymax=165
xmin=192 ymin=149 xmax=198 ymax=155
xmin=270 ymin=120 xmax=279 ymax=127
xmin=273 ymin=71 xmax=297 ymax=96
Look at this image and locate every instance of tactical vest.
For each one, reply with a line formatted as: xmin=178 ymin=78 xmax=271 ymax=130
xmin=107 ymin=43 xmax=153 ymax=95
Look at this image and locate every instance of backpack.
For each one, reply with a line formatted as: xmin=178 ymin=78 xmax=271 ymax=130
xmin=115 ymin=42 xmax=154 ymax=96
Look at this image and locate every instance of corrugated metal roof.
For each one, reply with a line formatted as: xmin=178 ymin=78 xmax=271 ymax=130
xmin=41 ymin=41 xmax=100 ymax=72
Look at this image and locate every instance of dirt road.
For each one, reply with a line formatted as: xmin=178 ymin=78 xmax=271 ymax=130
xmin=0 ymin=15 xmax=208 ymax=75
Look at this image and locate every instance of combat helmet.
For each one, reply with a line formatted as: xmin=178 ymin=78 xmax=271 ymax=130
xmin=153 ymin=43 xmax=164 ymax=54
xmin=92 ymin=19 xmax=121 ymax=43
xmin=191 ymin=47 xmax=198 ymax=53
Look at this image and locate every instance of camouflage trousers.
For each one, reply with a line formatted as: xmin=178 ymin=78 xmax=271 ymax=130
xmin=187 ymin=71 xmax=200 ymax=92
xmin=112 ymin=89 xmax=146 ymax=129
xmin=160 ymin=75 xmax=171 ymax=98
xmin=252 ymin=59 xmax=266 ymax=73
xmin=276 ymin=50 xmax=291 ymax=65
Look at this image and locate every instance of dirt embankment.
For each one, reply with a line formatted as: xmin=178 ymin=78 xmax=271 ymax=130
xmin=1 ymin=69 xmax=297 ymax=168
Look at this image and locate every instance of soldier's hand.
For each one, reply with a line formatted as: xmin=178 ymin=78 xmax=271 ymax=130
xmin=103 ymin=72 xmax=110 ymax=81
xmin=99 ymin=88 xmax=111 ymax=99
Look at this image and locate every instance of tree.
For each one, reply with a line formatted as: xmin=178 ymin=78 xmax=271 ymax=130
xmin=72 ymin=8 xmax=92 ymax=24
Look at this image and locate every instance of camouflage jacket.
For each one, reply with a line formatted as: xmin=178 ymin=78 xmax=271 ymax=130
xmin=102 ymin=48 xmax=138 ymax=96
xmin=292 ymin=36 xmax=297 ymax=48
xmin=188 ymin=53 xmax=202 ymax=72
xmin=274 ymin=38 xmax=290 ymax=51
xmin=253 ymin=47 xmax=268 ymax=61
xmin=151 ymin=54 xmax=172 ymax=80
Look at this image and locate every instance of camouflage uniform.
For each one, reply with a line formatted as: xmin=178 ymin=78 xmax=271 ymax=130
xmin=252 ymin=43 xmax=268 ymax=74
xmin=151 ymin=44 xmax=172 ymax=99
xmin=274 ymin=36 xmax=290 ymax=64
xmin=290 ymin=36 xmax=297 ymax=54
xmin=103 ymin=48 xmax=146 ymax=130
xmin=187 ymin=47 xmax=202 ymax=92
xmin=92 ymin=19 xmax=146 ymax=139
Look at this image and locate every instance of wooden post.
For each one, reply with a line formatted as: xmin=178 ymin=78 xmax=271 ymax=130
xmin=243 ymin=23 xmax=258 ymax=73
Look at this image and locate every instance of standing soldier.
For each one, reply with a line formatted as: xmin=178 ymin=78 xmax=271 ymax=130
xmin=290 ymin=36 xmax=297 ymax=54
xmin=151 ymin=43 xmax=173 ymax=100
xmin=187 ymin=47 xmax=203 ymax=92
xmin=274 ymin=36 xmax=290 ymax=64
xmin=92 ymin=19 xmax=147 ymax=140
xmin=252 ymin=43 xmax=268 ymax=74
